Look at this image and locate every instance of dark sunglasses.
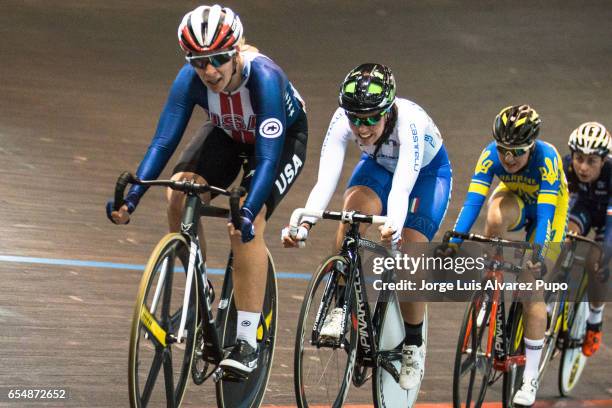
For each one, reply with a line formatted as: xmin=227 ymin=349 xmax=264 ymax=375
xmin=496 ymin=142 xmax=533 ymax=158
xmin=346 ymin=109 xmax=387 ymax=127
xmin=185 ymin=51 xmax=234 ymax=69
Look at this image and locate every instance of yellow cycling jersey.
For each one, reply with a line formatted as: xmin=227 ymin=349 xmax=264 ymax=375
xmin=454 ymin=140 xmax=569 ymax=260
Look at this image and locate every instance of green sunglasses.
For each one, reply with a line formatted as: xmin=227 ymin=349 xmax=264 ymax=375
xmin=345 ymin=109 xmax=388 ymax=127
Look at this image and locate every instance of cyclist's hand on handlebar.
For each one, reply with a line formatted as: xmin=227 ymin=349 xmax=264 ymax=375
xmin=526 ymin=259 xmax=543 ymax=278
xmin=281 ymin=224 xmax=310 ymax=248
xmin=434 ymin=242 xmax=459 ymax=258
xmin=106 ymin=200 xmax=132 ymax=225
xmin=229 ymin=207 xmax=255 ymax=243
xmin=378 ymin=222 xmax=400 ymax=246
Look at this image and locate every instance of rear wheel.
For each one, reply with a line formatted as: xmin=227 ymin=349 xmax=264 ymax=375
xmin=294 ymin=256 xmax=357 ymax=408
xmin=372 ymin=293 xmax=428 ymax=408
xmin=453 ymin=290 xmax=493 ymax=408
xmin=537 ymin=290 xmax=562 ymax=379
xmin=128 ymin=233 xmax=198 ymax=408
xmin=558 ymin=298 xmax=589 ymax=396
xmin=216 ymin=251 xmax=278 ymax=408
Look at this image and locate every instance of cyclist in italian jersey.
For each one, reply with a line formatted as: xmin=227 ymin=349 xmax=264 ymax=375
xmin=451 ymin=105 xmax=569 ymax=406
xmin=282 ymin=63 xmax=452 ymax=391
xmin=106 ymin=4 xmax=308 ymax=376
xmin=564 ymin=121 xmax=611 ymax=357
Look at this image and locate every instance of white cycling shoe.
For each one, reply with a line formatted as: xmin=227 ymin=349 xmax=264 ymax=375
xmin=512 ymin=377 xmax=539 ymax=406
xmin=319 ymin=307 xmax=344 ymax=339
xmin=399 ymin=344 xmax=425 ymax=390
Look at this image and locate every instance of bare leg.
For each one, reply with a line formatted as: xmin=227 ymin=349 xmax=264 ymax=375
xmin=167 ymin=172 xmax=210 ymax=259
xmin=334 ymin=186 xmax=382 ymax=251
xmin=399 ymin=228 xmax=427 ymax=325
xmin=230 ymin=204 xmax=268 ymax=314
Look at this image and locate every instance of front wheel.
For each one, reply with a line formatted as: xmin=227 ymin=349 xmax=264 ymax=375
xmin=128 ymin=233 xmax=198 ymax=408
xmin=372 ymin=293 xmax=428 ymax=408
xmin=538 ymin=290 xmax=562 ymax=380
xmin=453 ymin=291 xmax=493 ymax=408
xmin=558 ymin=299 xmax=589 ymax=396
xmin=294 ymin=255 xmax=357 ymax=408
xmin=502 ymin=302 xmax=525 ymax=408
xmin=216 ymin=250 xmax=278 ymax=408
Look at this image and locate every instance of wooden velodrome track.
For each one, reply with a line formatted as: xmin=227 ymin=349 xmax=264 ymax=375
xmin=1 ymin=1 xmax=611 ymax=406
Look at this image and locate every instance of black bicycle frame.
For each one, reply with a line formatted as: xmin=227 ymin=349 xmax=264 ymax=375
xmin=178 ymin=193 xmax=226 ymax=363
xmin=337 ymin=223 xmax=398 ymax=368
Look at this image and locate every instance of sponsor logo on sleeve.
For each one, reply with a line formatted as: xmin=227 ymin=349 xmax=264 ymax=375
xmin=259 ymin=118 xmax=283 ymax=138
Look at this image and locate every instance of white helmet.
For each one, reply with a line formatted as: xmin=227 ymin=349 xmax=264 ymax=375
xmin=178 ymin=5 xmax=243 ymax=54
xmin=568 ymin=121 xmax=611 ymax=156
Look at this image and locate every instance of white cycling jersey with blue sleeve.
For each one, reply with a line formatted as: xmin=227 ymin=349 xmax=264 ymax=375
xmin=302 ymin=98 xmax=443 ymax=239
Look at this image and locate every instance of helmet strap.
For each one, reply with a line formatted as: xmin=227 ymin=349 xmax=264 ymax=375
xmin=372 ymin=104 xmax=397 ymax=158
xmin=224 ymin=53 xmax=241 ymax=93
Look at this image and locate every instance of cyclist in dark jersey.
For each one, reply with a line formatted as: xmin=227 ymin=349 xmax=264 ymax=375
xmin=106 ymin=4 xmax=307 ymax=375
xmin=564 ymin=121 xmax=611 ymax=357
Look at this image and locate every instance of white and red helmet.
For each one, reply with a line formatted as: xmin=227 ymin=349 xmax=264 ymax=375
xmin=178 ymin=5 xmax=243 ymax=54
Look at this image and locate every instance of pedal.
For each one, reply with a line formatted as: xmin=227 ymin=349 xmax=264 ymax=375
xmin=213 ymin=367 xmax=249 ymax=383
xmin=379 ymin=358 xmax=400 ymax=383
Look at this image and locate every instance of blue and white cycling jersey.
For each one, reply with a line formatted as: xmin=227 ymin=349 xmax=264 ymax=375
xmin=303 ymin=98 xmax=450 ymax=240
xmin=126 ymin=51 xmax=305 ymax=218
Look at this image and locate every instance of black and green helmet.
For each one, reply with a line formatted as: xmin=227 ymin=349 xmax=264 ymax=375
xmin=339 ymin=63 xmax=396 ymax=114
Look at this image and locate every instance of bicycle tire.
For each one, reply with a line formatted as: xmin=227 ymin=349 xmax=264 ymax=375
xmin=294 ymin=255 xmax=358 ymax=408
xmin=372 ymin=294 xmax=428 ymax=408
xmin=502 ymin=302 xmax=525 ymax=408
xmin=558 ymin=296 xmax=589 ymax=396
xmin=537 ymin=289 xmax=562 ymax=380
xmin=128 ymin=233 xmax=198 ymax=408
xmin=453 ymin=291 xmax=493 ymax=408
xmin=216 ymin=250 xmax=278 ymax=408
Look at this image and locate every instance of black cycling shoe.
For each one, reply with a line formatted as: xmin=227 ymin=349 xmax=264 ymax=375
xmin=219 ymin=339 xmax=259 ymax=376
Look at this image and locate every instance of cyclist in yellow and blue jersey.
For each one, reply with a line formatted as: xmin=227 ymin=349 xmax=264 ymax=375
xmin=454 ymin=126 xmax=569 ymax=261
xmin=451 ymin=105 xmax=569 ymax=407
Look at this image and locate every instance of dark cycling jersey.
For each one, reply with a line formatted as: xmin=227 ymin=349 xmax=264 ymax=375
xmin=126 ymin=51 xmax=305 ymax=218
xmin=563 ymin=154 xmax=612 ymax=264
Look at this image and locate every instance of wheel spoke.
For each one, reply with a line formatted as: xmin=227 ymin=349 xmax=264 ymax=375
xmin=141 ymin=347 xmax=164 ymax=405
xmin=460 ymin=355 xmax=476 ymax=377
xmin=465 ymin=362 xmax=476 ymax=407
xmin=163 ymin=348 xmax=176 ymax=407
xmin=160 ymin=254 xmax=176 ymax=321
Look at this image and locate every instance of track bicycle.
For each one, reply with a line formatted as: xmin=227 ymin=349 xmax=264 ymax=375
xmin=290 ymin=208 xmax=428 ymax=408
xmin=113 ymin=172 xmax=278 ymax=408
xmin=555 ymin=232 xmax=603 ymax=396
xmin=445 ymin=230 xmax=552 ymax=408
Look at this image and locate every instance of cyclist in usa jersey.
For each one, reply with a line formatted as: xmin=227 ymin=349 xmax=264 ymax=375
xmin=564 ymin=121 xmax=611 ymax=357
xmin=282 ymin=63 xmax=452 ymax=391
xmin=106 ymin=4 xmax=308 ymax=375
xmin=451 ymin=105 xmax=569 ymax=406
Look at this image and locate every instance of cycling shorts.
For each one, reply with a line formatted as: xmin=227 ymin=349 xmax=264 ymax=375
xmin=490 ymin=182 xmax=568 ymax=261
xmin=568 ymin=197 xmax=607 ymax=241
xmin=347 ymin=145 xmax=452 ymax=241
xmin=173 ymin=111 xmax=308 ymax=219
